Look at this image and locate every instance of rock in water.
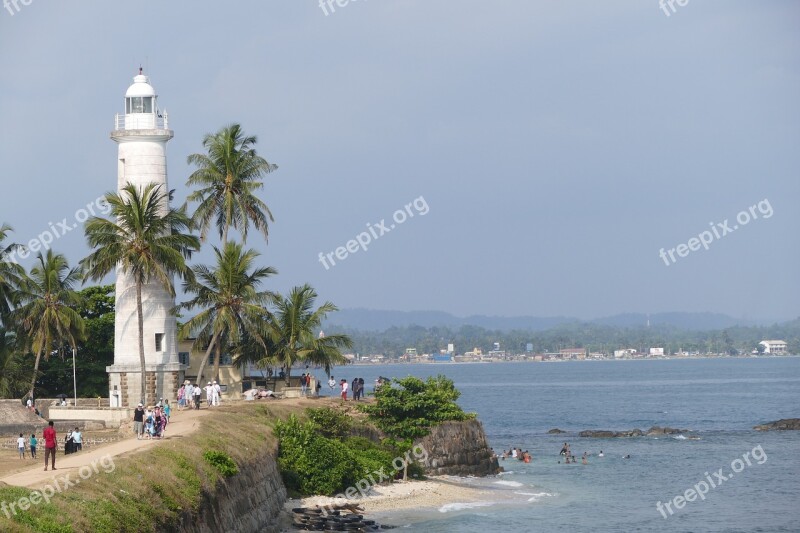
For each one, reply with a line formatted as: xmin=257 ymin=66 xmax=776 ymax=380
xmin=753 ymin=418 xmax=800 ymax=431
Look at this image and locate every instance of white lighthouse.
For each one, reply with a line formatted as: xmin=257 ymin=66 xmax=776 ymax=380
xmin=106 ymin=69 xmax=184 ymax=407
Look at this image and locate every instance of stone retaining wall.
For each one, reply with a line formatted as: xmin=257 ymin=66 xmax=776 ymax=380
xmin=176 ymin=443 xmax=287 ymax=533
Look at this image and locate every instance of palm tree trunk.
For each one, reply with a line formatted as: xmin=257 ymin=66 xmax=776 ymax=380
xmin=213 ymin=341 xmax=221 ymax=382
xmin=28 ymin=347 xmax=44 ymax=402
xmin=136 ymin=281 xmax=146 ymax=406
xmin=194 ymin=330 xmax=219 ymax=386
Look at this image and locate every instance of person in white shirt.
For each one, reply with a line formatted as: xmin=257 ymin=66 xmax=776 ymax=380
xmin=205 ymin=382 xmax=213 ymax=406
xmin=212 ymin=380 xmax=221 ymax=406
xmin=193 ymin=383 xmax=201 ymax=409
xmin=340 ymin=379 xmax=349 ymax=401
xmin=17 ymin=434 xmax=26 ymax=459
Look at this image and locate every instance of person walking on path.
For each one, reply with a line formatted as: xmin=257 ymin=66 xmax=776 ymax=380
xmin=17 ymin=434 xmax=26 ymax=459
xmin=133 ymin=403 xmax=145 ymax=439
xmin=185 ymin=383 xmax=194 ymax=410
xmin=212 ymin=381 xmax=221 ymax=406
xmin=205 ymin=382 xmax=213 ymax=407
xmin=29 ymin=433 xmax=37 ymax=459
xmin=193 ymin=383 xmax=202 ymax=409
xmin=340 ymin=379 xmax=349 ymax=401
xmin=43 ymin=421 xmax=57 ymax=471
xmin=72 ymin=427 xmax=82 ymax=452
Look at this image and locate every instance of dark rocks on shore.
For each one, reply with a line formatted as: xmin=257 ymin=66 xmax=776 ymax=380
xmin=579 ymin=426 xmax=689 ymax=438
xmin=753 ymin=418 xmax=800 ymax=431
xmin=645 ymin=426 xmax=690 ymax=436
xmin=547 ymin=428 xmax=566 ymax=434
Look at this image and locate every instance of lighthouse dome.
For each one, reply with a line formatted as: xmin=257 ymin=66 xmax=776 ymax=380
xmin=125 ymin=73 xmax=156 ymax=98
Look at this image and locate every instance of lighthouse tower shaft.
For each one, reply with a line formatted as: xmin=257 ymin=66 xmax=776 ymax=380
xmin=106 ymin=70 xmax=185 ymax=407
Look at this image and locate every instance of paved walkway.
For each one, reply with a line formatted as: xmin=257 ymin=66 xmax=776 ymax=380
xmin=0 ymin=408 xmax=210 ymax=490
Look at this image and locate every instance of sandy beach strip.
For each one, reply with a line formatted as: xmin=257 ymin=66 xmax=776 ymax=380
xmin=291 ymin=477 xmax=491 ymax=513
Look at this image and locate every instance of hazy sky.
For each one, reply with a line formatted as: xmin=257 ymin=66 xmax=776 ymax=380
xmin=1 ymin=1 xmax=797 ymax=321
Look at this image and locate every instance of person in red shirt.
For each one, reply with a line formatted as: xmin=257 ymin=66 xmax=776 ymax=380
xmin=43 ymin=420 xmax=57 ymax=471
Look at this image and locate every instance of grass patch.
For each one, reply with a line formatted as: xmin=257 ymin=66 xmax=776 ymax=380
xmin=0 ymin=401 xmax=302 ymax=532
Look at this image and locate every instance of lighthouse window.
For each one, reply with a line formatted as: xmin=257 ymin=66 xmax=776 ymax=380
xmin=126 ymin=97 xmax=153 ymax=114
xmin=155 ymin=333 xmax=164 ymax=352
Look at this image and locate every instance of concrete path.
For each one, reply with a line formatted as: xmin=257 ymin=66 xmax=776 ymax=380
xmin=0 ymin=408 xmax=210 ymax=490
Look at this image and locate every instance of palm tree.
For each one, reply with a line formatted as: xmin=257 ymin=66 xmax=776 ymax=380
xmin=82 ymin=183 xmax=199 ymax=405
xmin=0 ymin=224 xmax=24 ymax=321
xmin=13 ymin=250 xmax=85 ymax=401
xmin=186 ymin=123 xmax=278 ymax=245
xmin=178 ymin=241 xmax=276 ymax=384
xmin=0 ymin=327 xmax=29 ymax=398
xmin=252 ymin=284 xmax=351 ymax=385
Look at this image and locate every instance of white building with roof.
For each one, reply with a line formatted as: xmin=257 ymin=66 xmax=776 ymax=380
xmin=759 ymin=340 xmax=788 ymax=355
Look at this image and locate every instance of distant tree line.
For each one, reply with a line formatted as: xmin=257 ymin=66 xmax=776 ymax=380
xmin=327 ymin=319 xmax=800 ymax=359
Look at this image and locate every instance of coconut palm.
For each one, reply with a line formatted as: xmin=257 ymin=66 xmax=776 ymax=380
xmin=0 ymin=224 xmax=24 ymax=321
xmin=186 ymin=123 xmax=278 ymax=245
xmin=82 ymin=183 xmax=199 ymax=405
xmin=178 ymin=241 xmax=276 ymax=384
xmin=252 ymin=284 xmax=351 ymax=385
xmin=13 ymin=250 xmax=85 ymax=400
xmin=0 ymin=327 xmax=29 ymax=398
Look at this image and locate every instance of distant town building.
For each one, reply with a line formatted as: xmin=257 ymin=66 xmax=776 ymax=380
xmin=614 ymin=349 xmax=637 ymax=359
xmin=759 ymin=340 xmax=788 ymax=355
xmin=649 ymin=347 xmax=665 ymax=356
xmin=560 ymin=348 xmax=586 ymax=360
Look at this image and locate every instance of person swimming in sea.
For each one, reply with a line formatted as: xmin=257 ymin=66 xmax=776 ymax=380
xmin=598 ymin=450 xmax=604 ymax=457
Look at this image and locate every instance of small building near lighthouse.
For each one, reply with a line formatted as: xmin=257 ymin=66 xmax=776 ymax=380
xmin=106 ymin=69 xmax=185 ymax=407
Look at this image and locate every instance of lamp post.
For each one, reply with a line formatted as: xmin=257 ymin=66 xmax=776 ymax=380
xmin=72 ymin=347 xmax=77 ymax=407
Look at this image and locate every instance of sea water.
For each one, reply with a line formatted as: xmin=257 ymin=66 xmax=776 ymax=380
xmin=323 ymin=357 xmax=800 ymax=532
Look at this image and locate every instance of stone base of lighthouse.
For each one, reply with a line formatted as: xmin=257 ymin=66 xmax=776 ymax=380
xmin=107 ymin=363 xmax=186 ymax=407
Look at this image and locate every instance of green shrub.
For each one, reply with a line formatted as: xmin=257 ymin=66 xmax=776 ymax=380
xmin=357 ymin=375 xmax=475 ymax=440
xmin=203 ymin=450 xmax=239 ymax=478
xmin=306 ymin=406 xmax=352 ymax=439
xmin=275 ymin=415 xmax=364 ymax=495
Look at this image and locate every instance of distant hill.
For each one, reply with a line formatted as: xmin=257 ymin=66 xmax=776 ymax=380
xmin=325 ymin=309 xmax=764 ymax=332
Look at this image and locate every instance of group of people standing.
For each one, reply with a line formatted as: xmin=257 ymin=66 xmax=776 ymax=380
xmin=177 ymin=381 xmax=221 ymax=409
xmin=328 ymin=376 xmax=366 ymax=401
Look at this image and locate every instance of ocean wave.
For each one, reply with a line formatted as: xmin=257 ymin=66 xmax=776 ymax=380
xmin=493 ymin=480 xmax=524 ymax=487
xmin=512 ymin=491 xmax=556 ymax=502
xmin=439 ymin=501 xmax=497 ymax=513
xmin=673 ymin=434 xmax=687 ymax=440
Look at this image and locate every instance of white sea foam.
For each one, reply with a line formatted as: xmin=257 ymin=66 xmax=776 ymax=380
xmin=673 ymin=434 xmax=687 ymax=440
xmin=518 ymin=491 xmax=555 ymax=502
xmin=493 ymin=480 xmax=524 ymax=487
xmin=439 ymin=501 xmax=497 ymax=513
